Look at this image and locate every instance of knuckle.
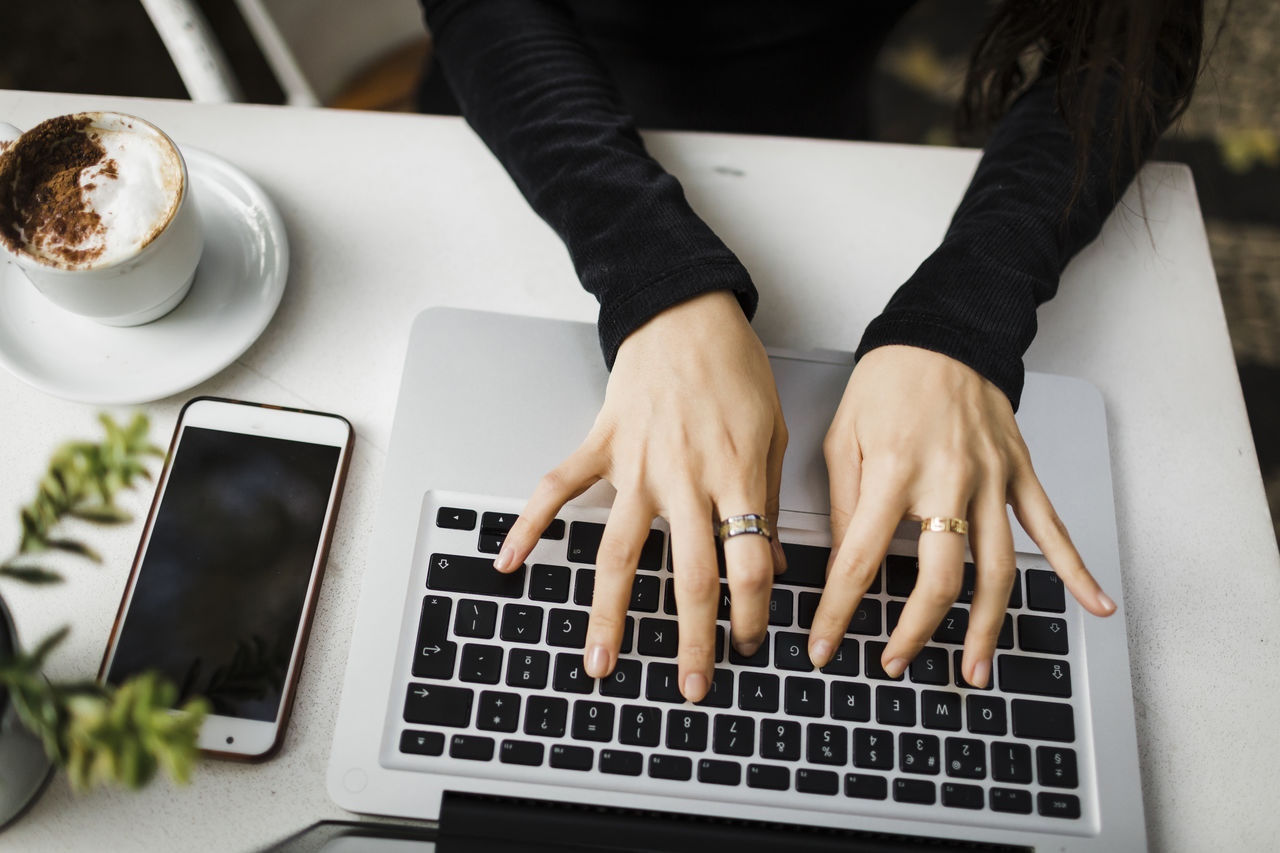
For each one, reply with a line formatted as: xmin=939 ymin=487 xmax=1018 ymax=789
xmin=676 ymin=569 xmax=721 ymax=601
xmin=595 ymin=539 xmax=639 ymax=571
xmin=916 ymin=575 xmax=962 ymax=609
xmin=729 ymin=561 xmax=773 ymax=598
xmin=678 ymin=639 xmax=717 ymax=663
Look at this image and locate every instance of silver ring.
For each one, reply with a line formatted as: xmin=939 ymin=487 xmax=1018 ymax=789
xmin=716 ymin=513 xmax=772 ymax=541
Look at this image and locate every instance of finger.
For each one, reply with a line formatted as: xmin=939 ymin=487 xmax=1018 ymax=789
xmin=823 ymin=433 xmax=863 ymax=575
xmin=717 ymin=489 xmax=774 ymax=659
xmin=1009 ymin=465 xmax=1115 ymax=617
xmin=496 ymin=444 xmax=601 ymax=572
xmin=809 ymin=474 xmax=907 ymax=668
xmin=583 ymin=492 xmax=654 ymax=679
xmin=881 ymin=500 xmax=968 ymax=677
xmin=765 ymin=414 xmax=789 ymax=575
xmin=961 ymin=486 xmax=1016 ymax=688
xmin=669 ymin=494 xmax=720 ymax=702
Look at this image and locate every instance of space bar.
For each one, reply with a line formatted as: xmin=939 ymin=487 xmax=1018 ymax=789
xmin=427 ymin=553 xmax=526 ymax=597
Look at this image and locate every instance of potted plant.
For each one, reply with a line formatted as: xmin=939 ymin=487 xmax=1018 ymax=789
xmin=0 ymin=414 xmax=207 ymax=828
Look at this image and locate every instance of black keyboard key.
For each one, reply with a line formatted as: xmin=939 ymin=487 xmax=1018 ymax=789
xmin=957 ymin=562 xmax=978 ymax=604
xmin=760 ymin=719 xmax=802 ymax=761
xmin=600 ymin=749 xmax=643 ymax=776
xmin=629 ymin=574 xmax=661 ymax=612
xmin=899 ymin=733 xmax=941 ymax=775
xmin=550 ymin=744 xmax=593 ymax=771
xmin=945 ymin=738 xmax=986 ymax=779
xmin=573 ymin=569 xmax=596 ymax=607
xmin=785 ymin=677 xmax=825 ymax=717
xmin=436 ymin=507 xmax=476 ymax=530
xmin=553 ymin=653 xmax=594 ymax=694
xmin=400 ymin=730 xmax=445 ymax=756
xmin=695 ymin=668 xmax=735 ymax=709
xmin=1037 ymin=746 xmax=1079 ymax=788
xmin=747 ymin=764 xmax=790 ymax=790
xmin=738 ymin=672 xmax=780 ymax=712
xmin=666 ymin=709 xmax=709 ymax=751
xmin=567 ymin=522 xmax=605 ymax=564
xmin=775 ymin=632 xmax=813 ymax=671
xmin=942 ymin=783 xmax=984 ymax=810
xmin=450 ymin=735 xmax=494 ymax=761
xmin=499 ymin=739 xmax=544 ymax=766
xmin=768 ymin=588 xmax=794 ymax=626
xmin=991 ymin=742 xmax=1033 ymax=783
xmin=796 ymin=768 xmax=839 ymax=795
xmin=990 ymin=787 xmax=1033 ymax=814
xmin=638 ymin=528 xmax=666 ymax=571
xmin=853 ymin=728 xmax=893 ymax=770
xmin=413 ymin=596 xmax=456 ymax=679
xmin=530 ymin=564 xmax=570 ymax=603
xmin=820 ymin=638 xmax=860 ymax=677
xmin=481 ymin=512 xmax=517 ymax=532
xmin=865 ymin=642 xmax=902 ymax=681
xmin=600 ymin=657 xmax=643 ymax=699
xmin=547 ymin=608 xmax=588 ymax=649
xmin=715 ymin=584 xmax=732 ymax=621
xmin=506 ymin=649 xmax=550 ymax=690
xmin=476 ymin=690 xmax=520 ymax=733
xmin=952 ymin=650 xmax=992 ymax=691
xmin=1025 ymin=569 xmax=1066 ymax=612
xmin=831 ymin=681 xmax=871 ymax=722
xmin=886 ymin=600 xmax=904 ymax=634
xmin=477 ymin=531 xmax=506 ymax=554
xmin=844 ymin=773 xmax=888 ymax=800
xmin=500 ymin=603 xmax=544 ymax=644
xmin=645 ymin=662 xmax=684 ymax=703
xmin=541 ymin=519 xmax=566 ymax=540
xmin=998 ymin=613 xmax=1015 ymax=650
xmin=846 ymin=599 xmax=882 ymax=636
xmin=662 ymin=579 xmax=678 ymax=616
xmin=728 ymin=633 xmax=770 ymax=667
xmin=698 ymin=759 xmax=742 ymax=786
xmin=1037 ymin=792 xmax=1082 ymax=819
xmin=619 ymin=704 xmax=661 ymax=747
xmin=932 ymin=607 xmax=968 ymax=644
xmin=620 ymin=615 xmax=635 ymax=655
xmin=807 ymin=723 xmax=848 ymax=765
xmin=885 ymin=554 xmax=918 ymax=596
xmin=909 ymin=646 xmax=949 ymax=685
xmin=893 ymin=779 xmax=936 ymax=805
xmin=572 ymin=701 xmax=615 ymax=742
xmin=797 ymin=592 xmax=820 ymax=629
xmin=1009 ymin=568 xmax=1023 ymax=608
xmin=523 ymin=696 xmax=568 ymax=738
xmin=649 ymin=754 xmax=692 ymax=781
xmin=460 ymin=644 xmax=503 ymax=684
xmin=713 ymin=715 xmax=754 ymax=756
xmin=404 ymin=684 xmax=472 ymax=727
xmin=638 ymin=618 xmax=679 ymax=657
xmin=1011 ymin=699 xmax=1075 ymax=742
xmin=455 ymin=599 xmax=497 ymax=638
xmin=1018 ymin=615 xmax=1069 ymax=655
xmin=428 ymin=553 xmax=525 ymax=598
xmin=876 ymin=686 xmax=916 ymax=727
xmin=921 ymin=690 xmax=962 ymax=731
xmin=967 ymin=694 xmax=1008 ymax=736
xmin=999 ymin=656 xmax=1072 ymax=698
xmin=777 ymin=543 xmax=829 ymax=588
xmin=412 ymin=641 xmax=456 ymax=680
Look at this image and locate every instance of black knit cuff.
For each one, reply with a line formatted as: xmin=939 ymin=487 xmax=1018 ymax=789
xmin=854 ymin=312 xmax=1027 ymax=410
xmin=597 ymin=256 xmax=758 ymax=369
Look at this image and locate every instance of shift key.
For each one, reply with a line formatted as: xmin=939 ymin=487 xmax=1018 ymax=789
xmin=998 ymin=656 xmax=1072 ymax=698
xmin=428 ymin=553 xmax=525 ymax=597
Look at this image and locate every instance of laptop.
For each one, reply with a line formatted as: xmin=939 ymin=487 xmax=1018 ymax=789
xmin=327 ymin=307 xmax=1145 ymax=851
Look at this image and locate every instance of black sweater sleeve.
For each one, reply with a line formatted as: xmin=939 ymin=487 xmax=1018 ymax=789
xmin=421 ymin=0 xmax=757 ymax=367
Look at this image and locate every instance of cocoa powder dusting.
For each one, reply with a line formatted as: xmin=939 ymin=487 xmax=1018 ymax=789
xmin=0 ymin=115 xmax=110 ymax=264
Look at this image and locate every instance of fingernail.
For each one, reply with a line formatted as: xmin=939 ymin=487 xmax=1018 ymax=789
xmin=885 ymin=657 xmax=909 ymax=678
xmin=585 ymin=645 xmax=610 ymax=678
xmin=810 ymin=639 xmax=833 ymax=667
xmin=492 ymin=545 xmax=512 ymax=572
xmin=735 ymin=637 xmax=762 ymax=658
xmin=683 ymin=672 xmax=708 ymax=702
xmin=1097 ymin=591 xmax=1116 ymax=615
xmin=971 ymin=658 xmax=990 ymax=689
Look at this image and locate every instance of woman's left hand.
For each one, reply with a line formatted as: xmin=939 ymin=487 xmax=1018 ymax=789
xmin=809 ymin=345 xmax=1116 ymax=687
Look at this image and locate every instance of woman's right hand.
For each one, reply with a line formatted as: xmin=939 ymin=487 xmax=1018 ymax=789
xmin=491 ymin=290 xmax=788 ymax=702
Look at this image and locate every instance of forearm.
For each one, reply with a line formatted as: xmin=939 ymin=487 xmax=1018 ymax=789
xmin=422 ymin=0 xmax=756 ymax=366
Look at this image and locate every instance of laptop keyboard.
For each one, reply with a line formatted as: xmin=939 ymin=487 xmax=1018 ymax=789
xmin=386 ymin=493 xmax=1090 ymax=832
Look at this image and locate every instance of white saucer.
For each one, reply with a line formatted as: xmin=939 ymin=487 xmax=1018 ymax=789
xmin=0 ymin=147 xmax=288 ymax=404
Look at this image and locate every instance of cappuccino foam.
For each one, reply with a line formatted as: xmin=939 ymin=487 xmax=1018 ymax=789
xmin=0 ymin=114 xmax=183 ymax=269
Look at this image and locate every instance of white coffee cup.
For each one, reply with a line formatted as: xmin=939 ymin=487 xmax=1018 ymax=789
xmin=0 ymin=112 xmax=202 ymax=326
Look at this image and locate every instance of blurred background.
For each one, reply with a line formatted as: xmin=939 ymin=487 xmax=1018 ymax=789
xmin=1 ymin=0 xmax=1276 ymax=542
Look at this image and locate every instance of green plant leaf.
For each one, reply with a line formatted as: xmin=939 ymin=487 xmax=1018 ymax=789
xmin=44 ymin=539 xmax=103 ymax=563
xmin=0 ymin=565 xmax=64 ymax=585
xmin=67 ymin=505 xmax=133 ymax=524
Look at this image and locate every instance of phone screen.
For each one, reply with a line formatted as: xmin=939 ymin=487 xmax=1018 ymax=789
xmin=106 ymin=425 xmax=342 ymax=722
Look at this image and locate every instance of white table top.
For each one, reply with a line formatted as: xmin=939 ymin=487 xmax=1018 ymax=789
xmin=0 ymin=90 xmax=1276 ymax=853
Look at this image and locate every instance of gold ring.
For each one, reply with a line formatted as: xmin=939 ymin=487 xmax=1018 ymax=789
xmin=716 ymin=514 xmax=772 ymax=541
xmin=920 ymin=516 xmax=969 ymax=535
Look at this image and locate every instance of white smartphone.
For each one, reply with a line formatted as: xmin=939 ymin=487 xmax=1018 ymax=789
xmin=99 ymin=397 xmax=353 ymax=760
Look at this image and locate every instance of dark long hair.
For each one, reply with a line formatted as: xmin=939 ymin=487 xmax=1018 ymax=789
xmin=961 ymin=0 xmax=1209 ymax=204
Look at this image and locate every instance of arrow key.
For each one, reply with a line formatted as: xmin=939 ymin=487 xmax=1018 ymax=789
xmin=436 ymin=507 xmax=477 ymax=531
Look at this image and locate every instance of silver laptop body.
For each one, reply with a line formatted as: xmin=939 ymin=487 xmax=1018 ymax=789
xmin=328 ymin=307 xmax=1145 ymax=851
